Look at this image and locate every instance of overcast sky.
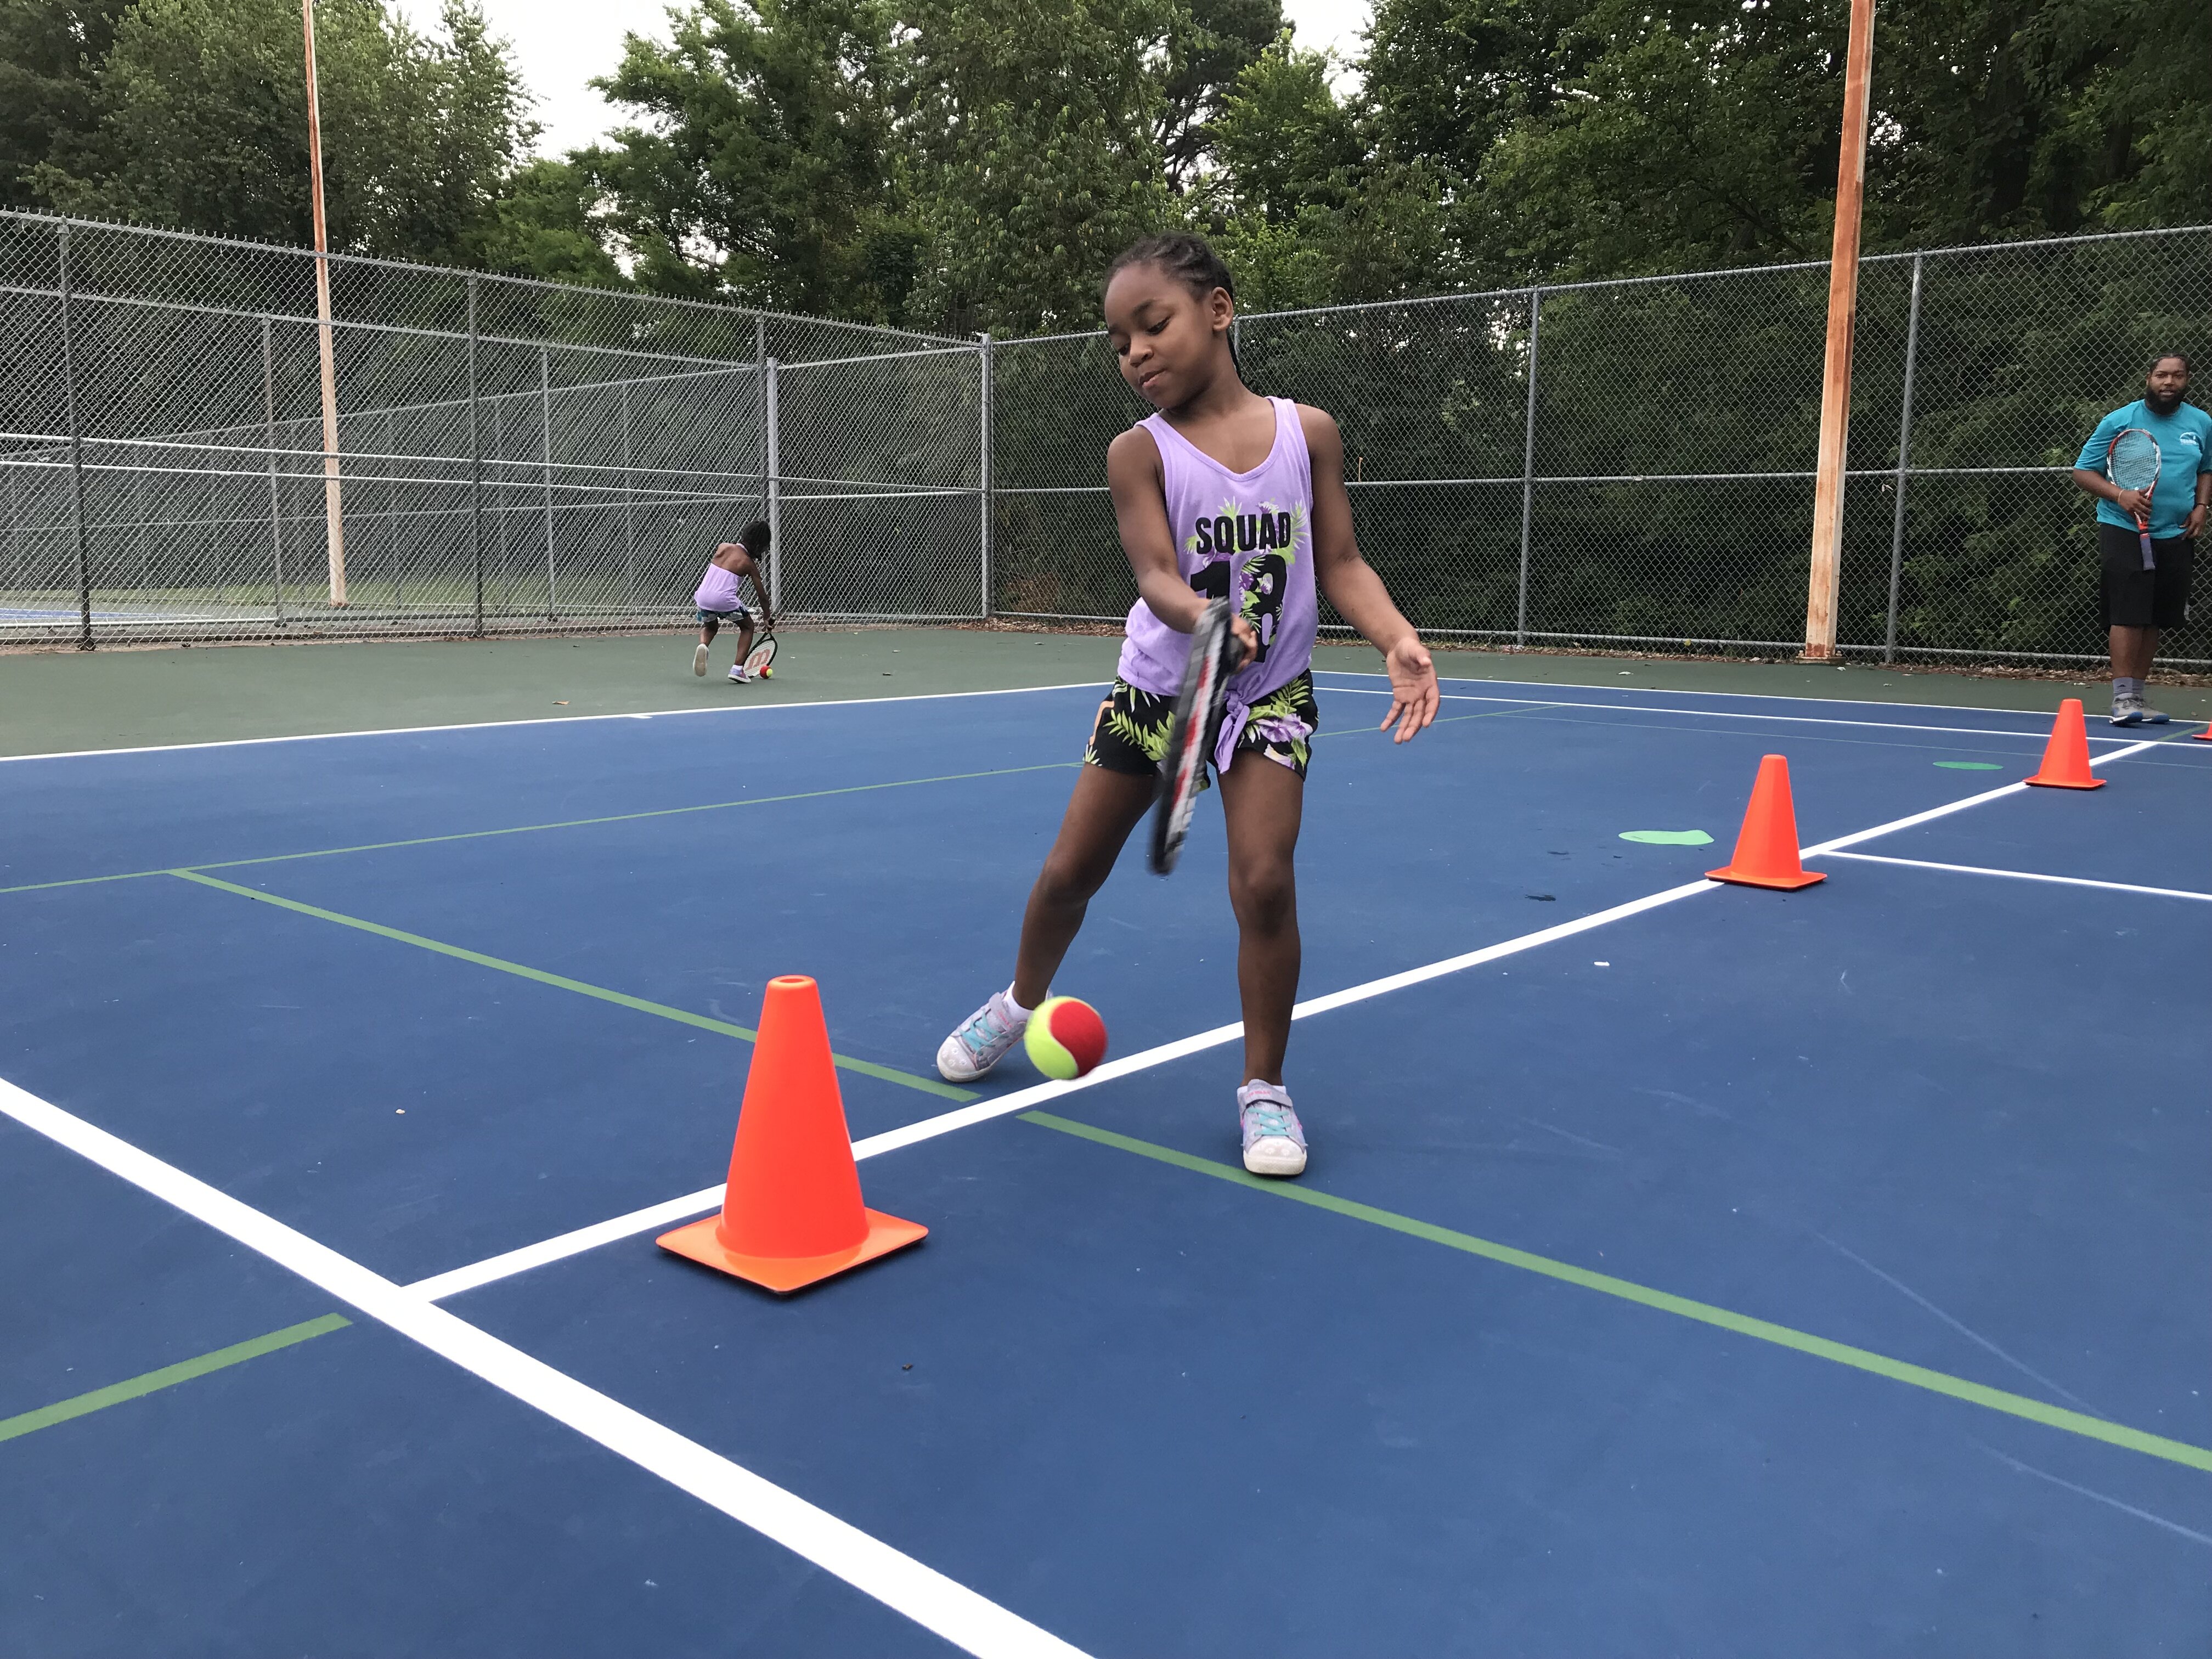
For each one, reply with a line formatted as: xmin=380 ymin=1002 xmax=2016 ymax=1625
xmin=396 ymin=0 xmax=1372 ymax=157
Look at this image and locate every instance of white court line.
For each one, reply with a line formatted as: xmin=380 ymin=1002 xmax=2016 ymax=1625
xmin=0 ymin=1075 xmax=1090 ymax=1659
xmin=1318 ymin=682 xmax=2134 ymax=743
xmin=1316 ymin=667 xmax=2129 ymax=720
xmin=410 ymin=875 xmax=1717 ymax=1302
xmin=0 ymin=679 xmax=1112 ymax=765
xmin=407 ymin=733 xmax=2164 ymax=1304
xmin=1814 ymin=850 xmax=2212 ymax=902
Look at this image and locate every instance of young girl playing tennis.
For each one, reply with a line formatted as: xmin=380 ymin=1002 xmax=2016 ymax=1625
xmin=692 ymin=520 xmax=773 ymax=681
xmin=936 ymin=233 xmax=1439 ymax=1176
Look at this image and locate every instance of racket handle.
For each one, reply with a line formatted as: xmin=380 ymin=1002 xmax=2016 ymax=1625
xmin=2137 ymin=522 xmax=2156 ymax=572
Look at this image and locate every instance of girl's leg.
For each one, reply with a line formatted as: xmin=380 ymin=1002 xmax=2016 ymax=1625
xmin=1010 ymin=766 xmax=1154 ymax=1006
xmin=699 ymin=617 xmax=717 ymax=646
xmin=1217 ymin=752 xmax=1304 ymax=1084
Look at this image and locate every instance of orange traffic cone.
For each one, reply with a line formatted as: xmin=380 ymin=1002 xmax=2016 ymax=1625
xmin=1706 ymin=754 xmax=1826 ymax=890
xmin=2192 ymin=724 xmax=2211 ymax=742
xmin=2024 ymin=699 xmax=2106 ymax=789
xmin=658 ymin=975 xmax=925 ymax=1293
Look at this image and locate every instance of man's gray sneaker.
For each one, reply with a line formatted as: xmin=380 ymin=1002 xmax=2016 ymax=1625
xmin=2111 ymin=695 xmax=2146 ymax=727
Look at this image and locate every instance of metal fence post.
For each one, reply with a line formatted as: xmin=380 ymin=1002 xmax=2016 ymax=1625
xmin=4 ymin=452 xmax=19 ymax=599
xmin=1883 ymin=253 xmax=1924 ymax=665
xmin=385 ymin=408 xmax=401 ymax=614
xmin=979 ymin=331 xmax=993 ymax=620
xmin=754 ymin=313 xmax=768 ymax=521
xmin=765 ymin=356 xmax=781 ymax=613
xmin=539 ymin=345 xmax=557 ymax=621
xmin=619 ymin=380 xmax=636 ymax=613
xmin=57 ymin=223 xmax=94 ymax=650
xmin=262 ymin=315 xmax=287 ymax=624
xmin=468 ymin=273 xmax=484 ymax=637
xmin=1516 ymin=287 xmax=1543 ymax=650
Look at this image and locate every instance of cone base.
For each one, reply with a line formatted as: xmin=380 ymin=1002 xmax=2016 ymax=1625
xmin=2196 ymin=729 xmax=2212 ymax=742
xmin=657 ymin=1209 xmax=926 ymax=1294
xmin=2024 ymin=774 xmax=2107 ymax=789
xmin=1706 ymin=865 xmax=1827 ymax=890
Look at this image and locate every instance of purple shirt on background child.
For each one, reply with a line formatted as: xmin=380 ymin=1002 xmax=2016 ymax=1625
xmin=1118 ymin=396 xmax=1320 ymax=771
xmin=694 ymin=560 xmax=750 ymax=614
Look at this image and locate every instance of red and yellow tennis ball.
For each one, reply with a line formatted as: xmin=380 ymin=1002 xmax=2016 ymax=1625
xmin=1025 ymin=996 xmax=1108 ymax=1080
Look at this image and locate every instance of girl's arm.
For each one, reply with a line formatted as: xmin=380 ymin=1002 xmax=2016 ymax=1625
xmin=1106 ymin=427 xmax=1260 ymax=663
xmin=1300 ymin=406 xmax=1438 ymax=742
xmin=745 ymin=555 xmax=773 ymax=627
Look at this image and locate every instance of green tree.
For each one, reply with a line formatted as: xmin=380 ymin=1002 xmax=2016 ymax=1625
xmin=897 ymin=0 xmax=1182 ymax=334
xmin=582 ymin=0 xmax=909 ymax=318
xmin=1155 ymin=0 xmax=1283 ymax=190
xmin=37 ymin=0 xmax=531 ymax=263
xmin=1359 ymin=0 xmax=2212 ymax=287
xmin=478 ymin=155 xmax=627 ymax=286
xmin=0 ymin=1 xmax=131 ymax=209
xmin=1206 ymin=34 xmax=1452 ymax=309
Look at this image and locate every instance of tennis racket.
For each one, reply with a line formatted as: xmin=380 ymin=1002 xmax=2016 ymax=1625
xmin=743 ymin=624 xmax=777 ymax=679
xmin=2108 ymin=427 xmax=2161 ymax=571
xmin=1149 ymin=597 xmax=1239 ymax=876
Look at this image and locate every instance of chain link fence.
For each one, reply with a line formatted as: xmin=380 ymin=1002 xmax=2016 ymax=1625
xmin=5 ymin=211 xmax=2205 ymax=665
xmin=1 ymin=210 xmax=981 ymax=645
xmin=991 ymin=223 xmax=2211 ymax=668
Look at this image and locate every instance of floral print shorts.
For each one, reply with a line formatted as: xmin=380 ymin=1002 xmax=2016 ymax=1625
xmin=1082 ymin=670 xmax=1317 ymax=786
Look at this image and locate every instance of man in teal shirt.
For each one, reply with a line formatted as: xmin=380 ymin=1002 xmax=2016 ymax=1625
xmin=2073 ymin=353 xmax=2211 ymax=724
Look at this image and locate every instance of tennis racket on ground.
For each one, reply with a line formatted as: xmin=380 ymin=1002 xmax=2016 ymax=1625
xmin=2108 ymin=427 xmax=2161 ymax=571
xmin=1149 ymin=597 xmax=1239 ymax=876
xmin=743 ymin=623 xmax=777 ymax=679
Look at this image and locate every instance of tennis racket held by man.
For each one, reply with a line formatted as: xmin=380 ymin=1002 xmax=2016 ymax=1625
xmin=2107 ymin=427 xmax=2161 ymax=571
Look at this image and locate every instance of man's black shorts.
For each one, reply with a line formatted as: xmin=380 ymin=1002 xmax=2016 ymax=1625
xmin=2097 ymin=523 xmax=2194 ymax=629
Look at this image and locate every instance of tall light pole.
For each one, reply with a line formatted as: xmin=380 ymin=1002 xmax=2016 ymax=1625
xmin=303 ymin=0 xmax=348 ymax=606
xmin=1803 ymin=0 xmax=1875 ymax=660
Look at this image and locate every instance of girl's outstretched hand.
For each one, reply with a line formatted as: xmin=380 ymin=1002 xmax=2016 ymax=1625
xmin=1378 ymin=637 xmax=1440 ymax=743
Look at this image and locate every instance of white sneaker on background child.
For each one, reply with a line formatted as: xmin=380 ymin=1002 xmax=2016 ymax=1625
xmin=727 ymin=665 xmax=749 ymax=684
xmin=693 ymin=644 xmax=709 ymax=676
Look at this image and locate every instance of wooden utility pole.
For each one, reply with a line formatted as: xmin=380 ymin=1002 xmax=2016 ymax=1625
xmin=303 ymin=0 xmax=347 ymax=606
xmin=1803 ymin=0 xmax=1875 ymax=659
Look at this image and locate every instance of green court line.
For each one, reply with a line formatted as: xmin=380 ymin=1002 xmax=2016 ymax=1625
xmin=0 ymin=761 xmax=1082 ymax=898
xmin=2 ymin=708 xmax=1545 ymax=901
xmin=1020 ymin=1111 xmax=2212 ymax=1476
xmin=0 ymin=1314 xmax=351 ymax=1444
xmin=171 ymin=870 xmax=976 ymax=1103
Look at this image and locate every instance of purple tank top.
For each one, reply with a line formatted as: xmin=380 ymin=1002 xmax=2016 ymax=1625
xmin=1118 ymin=397 xmax=1319 ymax=768
xmin=694 ymin=558 xmax=748 ymax=613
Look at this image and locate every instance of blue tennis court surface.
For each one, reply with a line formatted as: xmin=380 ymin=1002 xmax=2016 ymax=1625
xmin=4 ymin=668 xmax=2208 ymax=1655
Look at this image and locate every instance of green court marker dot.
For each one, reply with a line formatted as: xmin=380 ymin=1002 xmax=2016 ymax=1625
xmin=1619 ymin=830 xmax=1714 ymax=847
xmin=1933 ymin=761 xmax=2005 ymax=770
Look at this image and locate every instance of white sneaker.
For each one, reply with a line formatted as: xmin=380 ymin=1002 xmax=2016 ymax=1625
xmin=937 ymin=990 xmax=1028 ymax=1082
xmin=2111 ymin=695 xmax=2145 ymax=727
xmin=693 ymin=644 xmax=709 ymax=676
xmin=727 ymin=666 xmax=749 ymax=684
xmin=1238 ymin=1081 xmax=1308 ymax=1177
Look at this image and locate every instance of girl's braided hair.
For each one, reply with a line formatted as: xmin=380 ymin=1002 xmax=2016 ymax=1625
xmin=1103 ymin=232 xmax=1236 ymax=307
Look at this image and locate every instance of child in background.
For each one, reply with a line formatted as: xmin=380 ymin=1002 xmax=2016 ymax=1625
xmin=693 ymin=521 xmax=773 ymax=682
